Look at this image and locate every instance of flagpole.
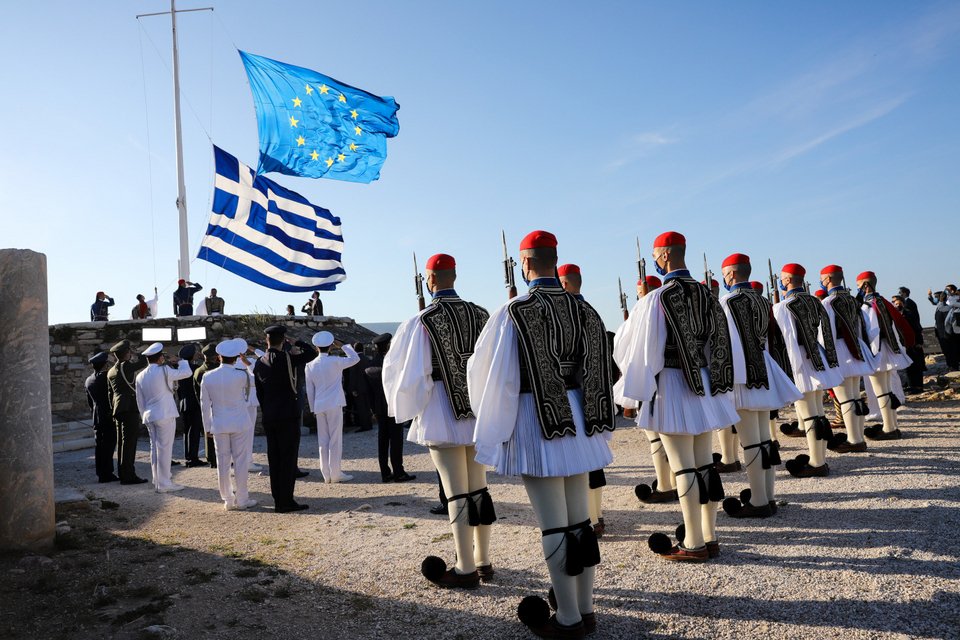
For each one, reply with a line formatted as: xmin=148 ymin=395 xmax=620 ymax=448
xmin=170 ymin=0 xmax=190 ymax=281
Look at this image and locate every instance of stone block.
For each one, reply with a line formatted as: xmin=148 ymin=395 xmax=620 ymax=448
xmin=63 ymin=346 xmax=76 ymax=355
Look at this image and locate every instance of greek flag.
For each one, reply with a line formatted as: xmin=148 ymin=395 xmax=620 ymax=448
xmin=197 ymin=145 xmax=346 ymax=292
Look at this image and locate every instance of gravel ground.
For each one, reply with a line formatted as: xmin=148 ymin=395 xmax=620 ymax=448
xmin=3 ymin=395 xmax=959 ymax=640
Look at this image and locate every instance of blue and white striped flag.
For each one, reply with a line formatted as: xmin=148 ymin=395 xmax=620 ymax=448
xmin=198 ymin=146 xmax=346 ymax=292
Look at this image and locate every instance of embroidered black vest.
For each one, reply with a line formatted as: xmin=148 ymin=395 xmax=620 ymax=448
xmin=872 ymin=296 xmax=903 ymax=354
xmin=420 ymin=297 xmax=489 ymax=420
xmin=508 ymin=287 xmax=615 ymax=440
xmin=659 ymin=277 xmax=734 ymax=396
xmin=725 ymin=289 xmax=770 ymax=390
xmin=785 ymin=293 xmax=839 ymax=371
xmin=830 ymin=292 xmax=867 ymax=361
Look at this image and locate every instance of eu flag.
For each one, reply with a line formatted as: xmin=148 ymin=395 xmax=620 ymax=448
xmin=239 ymin=50 xmax=400 ymax=184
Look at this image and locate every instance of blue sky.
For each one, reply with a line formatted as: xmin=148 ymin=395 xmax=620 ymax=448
xmin=2 ymin=1 xmax=958 ymax=329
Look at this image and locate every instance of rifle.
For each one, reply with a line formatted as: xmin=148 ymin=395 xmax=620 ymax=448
xmin=636 ymin=237 xmax=648 ymax=298
xmin=703 ymin=253 xmax=714 ymax=295
xmin=502 ymin=230 xmax=517 ymax=299
xmin=413 ymin=252 xmax=425 ymax=311
xmin=618 ymin=277 xmax=629 ymax=320
xmin=768 ymin=258 xmax=781 ymax=303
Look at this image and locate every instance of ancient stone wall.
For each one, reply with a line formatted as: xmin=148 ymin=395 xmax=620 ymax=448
xmin=50 ymin=314 xmax=377 ymax=422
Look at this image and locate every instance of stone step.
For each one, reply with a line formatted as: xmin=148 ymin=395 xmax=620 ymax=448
xmin=53 ymin=437 xmax=95 ymax=453
xmin=52 ymin=424 xmax=92 ymax=442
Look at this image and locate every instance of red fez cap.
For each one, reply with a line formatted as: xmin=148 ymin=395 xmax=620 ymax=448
xmin=557 ymin=264 xmax=580 ymax=276
xmin=781 ymin=263 xmax=806 ymax=277
xmin=820 ymin=264 xmax=842 ymax=276
xmin=96 ymin=291 xmax=105 ymax=297
xmin=178 ymin=279 xmax=186 ymax=285
xmin=653 ymin=231 xmax=685 ymax=248
xmin=643 ymin=275 xmax=662 ymax=289
xmin=519 ymin=230 xmax=558 ymax=250
xmin=857 ymin=271 xmax=876 ymax=282
xmin=814 ymin=289 xmax=828 ymax=299
xmin=425 ymin=253 xmax=456 ymax=271
xmin=721 ymin=253 xmax=750 ymax=269
xmin=749 ymin=281 xmax=764 ymax=292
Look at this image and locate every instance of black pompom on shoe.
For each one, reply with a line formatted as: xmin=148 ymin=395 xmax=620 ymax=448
xmin=648 ymin=532 xmax=673 ymax=555
xmin=722 ymin=497 xmax=742 ymax=516
xmin=421 ymin=555 xmax=447 ymax=582
xmin=740 ymin=488 xmax=752 ymax=505
xmin=827 ymin=433 xmax=848 ymax=451
xmin=675 ymin=523 xmax=686 ymax=544
xmin=517 ymin=596 xmax=551 ymax=627
xmin=634 ymin=483 xmax=652 ymax=501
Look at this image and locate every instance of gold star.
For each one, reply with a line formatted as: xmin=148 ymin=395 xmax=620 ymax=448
xmin=305 ymin=84 xmax=313 ymax=95
xmin=310 ymin=150 xmax=319 ymax=161
xmin=354 ymin=125 xmax=362 ymax=136
xmin=289 ymin=116 xmax=299 ymax=128
xmin=296 ymin=135 xmax=305 ymax=146
xmin=338 ymin=93 xmax=347 ymax=103
xmin=350 ymin=109 xmax=358 ymax=119
xmin=349 ymin=142 xmax=357 ymax=151
xmin=292 ymin=97 xmax=302 ymax=107
xmin=319 ymin=84 xmax=329 ymax=94
xmin=325 ymin=157 xmax=334 ymax=167
xmin=337 ymin=153 xmax=346 ymax=163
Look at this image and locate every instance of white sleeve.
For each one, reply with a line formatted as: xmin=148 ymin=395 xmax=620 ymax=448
xmin=383 ymin=316 xmax=433 ymax=422
xmin=200 ymin=377 xmax=213 ymax=433
xmin=305 ymin=363 xmax=317 ymax=414
xmin=863 ymin=304 xmax=881 ymax=350
xmin=774 ymin=303 xmax=805 ymax=374
xmin=720 ymin=296 xmax=746 ymax=385
xmin=339 ymin=344 xmax=361 ymax=369
xmin=620 ymin=293 xmax=666 ymax=403
xmin=171 ymin=359 xmax=194 ymax=381
xmin=135 ymin=373 xmax=146 ymax=417
xmin=467 ymin=302 xmax=520 ymax=457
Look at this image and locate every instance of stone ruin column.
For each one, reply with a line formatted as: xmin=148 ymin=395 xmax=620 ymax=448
xmin=0 ymin=249 xmax=54 ymax=550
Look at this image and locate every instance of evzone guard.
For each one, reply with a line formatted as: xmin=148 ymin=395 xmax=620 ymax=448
xmin=818 ymin=265 xmax=876 ymax=453
xmin=857 ymin=271 xmax=915 ymax=441
xmin=717 ymin=254 xmax=801 ymax=518
xmin=469 ymin=231 xmax=614 ymax=638
xmin=559 ymin=263 xmax=609 ymax=538
xmin=772 ymin=263 xmax=844 ymax=478
xmin=616 ymin=275 xmax=681 ymax=506
xmin=615 ymin=231 xmax=738 ymax=562
xmin=383 ymin=253 xmax=496 ymax=589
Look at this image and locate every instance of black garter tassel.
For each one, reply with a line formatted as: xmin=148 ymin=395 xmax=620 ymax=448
xmin=578 ymin=521 xmax=601 ymax=568
xmin=700 ymin=464 xmax=725 ymax=502
xmin=471 ymin=488 xmax=497 ymax=525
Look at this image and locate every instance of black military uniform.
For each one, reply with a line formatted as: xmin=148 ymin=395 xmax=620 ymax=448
xmin=254 ymin=326 xmax=317 ymax=512
xmin=173 ymin=281 xmax=203 ymax=317
xmin=366 ymin=333 xmax=413 ymax=482
xmin=85 ymin=352 xmax=117 ymax=482
xmin=345 ymin=343 xmax=373 ymax=430
xmin=106 ymin=340 xmax=148 ymax=484
xmin=176 ymin=344 xmax=204 ymax=466
xmin=193 ymin=343 xmax=221 ymax=467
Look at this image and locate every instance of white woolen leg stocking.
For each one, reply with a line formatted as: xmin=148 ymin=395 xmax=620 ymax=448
xmin=694 ymin=433 xmax=718 ymax=544
xmin=795 ymin=392 xmax=825 ymax=467
xmin=524 ymin=475 xmax=580 ymax=626
xmin=717 ymin=426 xmax=739 ymax=465
xmin=869 ymin=370 xmax=899 ymax=433
xmin=588 ymin=487 xmax=603 ymax=524
xmin=661 ymin=434 xmax=704 ymax=549
xmin=737 ymin=410 xmax=768 ymax=506
xmin=563 ymin=474 xmax=595 ymax=617
xmin=465 ymin=447 xmax=491 ymax=568
xmin=644 ymin=429 xmax=675 ymax=490
xmin=834 ymin=378 xmax=864 ymax=444
xmin=430 ymin=447 xmax=475 ymax=574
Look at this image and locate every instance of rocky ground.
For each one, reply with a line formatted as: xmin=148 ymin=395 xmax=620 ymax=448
xmin=3 ymin=367 xmax=959 ymax=640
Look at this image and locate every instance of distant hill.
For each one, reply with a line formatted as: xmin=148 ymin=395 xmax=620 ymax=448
xmin=360 ymin=321 xmax=401 ymax=337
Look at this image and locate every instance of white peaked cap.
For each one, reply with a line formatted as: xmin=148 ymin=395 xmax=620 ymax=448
xmin=216 ymin=338 xmax=244 ymax=358
xmin=142 ymin=343 xmax=163 ymax=356
xmin=312 ymin=331 xmax=334 ymax=347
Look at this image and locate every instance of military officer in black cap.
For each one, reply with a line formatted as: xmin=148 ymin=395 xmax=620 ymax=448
xmin=86 ymin=352 xmax=118 ymax=482
xmin=366 ymin=333 xmax=415 ymax=483
xmin=193 ymin=343 xmax=221 ymax=467
xmin=254 ymin=325 xmax=318 ymax=512
xmin=176 ymin=344 xmax=206 ymax=467
xmin=106 ymin=340 xmax=149 ymax=484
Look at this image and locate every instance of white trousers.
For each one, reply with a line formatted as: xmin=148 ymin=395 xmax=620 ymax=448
xmin=145 ymin=418 xmax=176 ymax=491
xmin=214 ymin=427 xmax=252 ymax=507
xmin=316 ymin=407 xmax=344 ymax=482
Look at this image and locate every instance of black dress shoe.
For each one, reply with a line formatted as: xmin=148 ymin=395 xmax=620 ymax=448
xmin=98 ymin=475 xmax=120 ymax=483
xmin=429 ymin=503 xmax=448 ymax=515
xmin=275 ymin=503 xmax=309 ymax=513
xmin=295 ymin=470 xmax=310 ymax=478
xmin=208 ymin=460 xmax=217 ymax=469
xmin=120 ymin=477 xmax=148 ymax=485
xmin=185 ymin=459 xmax=206 ymax=468
xmin=355 ymin=426 xmax=373 ymax=432
xmin=171 ymin=460 xmax=181 ymax=466
xmin=392 ymin=472 xmax=416 ymax=483
xmin=382 ymin=474 xmax=394 ymax=483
